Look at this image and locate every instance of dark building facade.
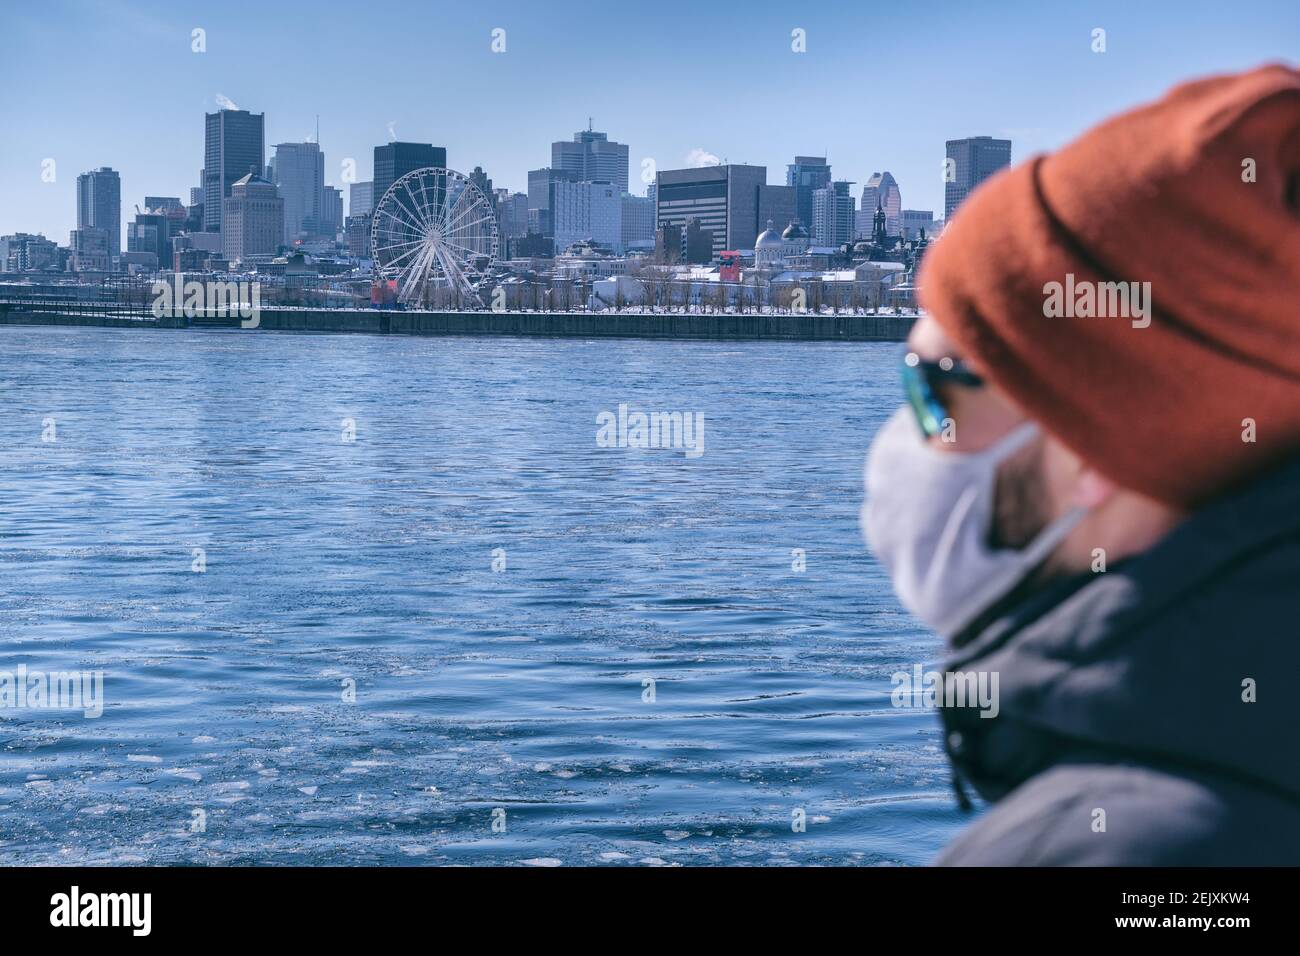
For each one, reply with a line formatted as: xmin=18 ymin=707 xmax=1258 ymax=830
xmin=126 ymin=212 xmax=170 ymax=266
xmin=786 ymin=156 xmax=831 ymax=231
xmin=373 ymin=142 xmax=447 ymax=207
xmin=944 ymin=136 xmax=1011 ymax=221
xmin=758 ymin=184 xmax=797 ymax=239
xmin=655 ymin=164 xmax=771 ymax=260
xmin=204 ymin=109 xmax=265 ymax=235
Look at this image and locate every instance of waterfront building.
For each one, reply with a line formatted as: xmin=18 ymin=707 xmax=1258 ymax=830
xmin=204 ymin=109 xmax=265 ymax=235
xmin=944 ymin=136 xmax=1011 ymax=220
xmin=0 ymin=233 xmax=59 ymax=272
xmin=222 ymin=170 xmax=284 ymax=263
xmin=813 ymin=181 xmax=857 ymax=246
xmin=786 ymin=156 xmax=832 ymax=232
xmin=858 ymin=172 xmax=901 ymax=238
xmin=373 ymin=142 xmax=446 ymax=207
xmin=270 ymin=141 xmax=325 ymax=243
xmin=76 ymin=167 xmax=121 ymax=260
xmin=753 ymin=219 xmax=812 ymax=269
xmin=552 ymin=127 xmax=629 ymax=193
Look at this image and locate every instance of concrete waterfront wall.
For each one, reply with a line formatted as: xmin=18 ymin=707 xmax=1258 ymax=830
xmin=0 ymin=304 xmax=916 ymax=342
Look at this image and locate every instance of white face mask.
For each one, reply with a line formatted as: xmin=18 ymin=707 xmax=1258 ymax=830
xmin=862 ymin=407 xmax=1087 ymax=639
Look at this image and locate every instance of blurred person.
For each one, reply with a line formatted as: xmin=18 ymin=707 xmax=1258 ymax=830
xmin=863 ymin=64 xmax=1300 ymax=864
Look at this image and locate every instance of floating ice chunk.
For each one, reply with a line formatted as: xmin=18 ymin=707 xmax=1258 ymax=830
xmin=521 ymin=857 xmax=562 ymax=867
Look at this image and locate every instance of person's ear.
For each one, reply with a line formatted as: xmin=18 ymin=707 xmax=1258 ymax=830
xmin=1071 ymin=466 xmax=1116 ymax=509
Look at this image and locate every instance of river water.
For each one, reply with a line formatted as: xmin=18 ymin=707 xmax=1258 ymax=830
xmin=0 ymin=326 xmax=967 ymax=865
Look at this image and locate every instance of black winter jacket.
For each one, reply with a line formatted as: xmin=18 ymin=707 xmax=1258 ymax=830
xmin=936 ymin=456 xmax=1300 ymax=865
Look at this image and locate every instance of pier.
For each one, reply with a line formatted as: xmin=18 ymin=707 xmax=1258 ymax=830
xmin=0 ymin=303 xmax=916 ymax=342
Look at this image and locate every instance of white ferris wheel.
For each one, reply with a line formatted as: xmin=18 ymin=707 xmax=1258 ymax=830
xmin=370 ymin=167 xmax=499 ymax=308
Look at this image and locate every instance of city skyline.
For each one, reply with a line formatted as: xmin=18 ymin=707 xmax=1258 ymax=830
xmin=2 ymin=0 xmax=1295 ymax=243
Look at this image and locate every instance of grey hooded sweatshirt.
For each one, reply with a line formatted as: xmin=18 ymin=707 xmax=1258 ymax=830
xmin=935 ymin=454 xmax=1300 ymax=865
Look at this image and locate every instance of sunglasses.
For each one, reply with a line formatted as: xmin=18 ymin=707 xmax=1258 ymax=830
xmin=900 ymin=350 xmax=985 ymax=438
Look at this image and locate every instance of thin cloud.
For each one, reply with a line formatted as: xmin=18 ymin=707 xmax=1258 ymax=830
xmin=685 ymin=148 xmax=721 ymax=168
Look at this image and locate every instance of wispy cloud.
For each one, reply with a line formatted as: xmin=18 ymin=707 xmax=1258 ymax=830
xmin=685 ymin=148 xmax=721 ymax=168
xmin=214 ymin=93 xmax=241 ymax=111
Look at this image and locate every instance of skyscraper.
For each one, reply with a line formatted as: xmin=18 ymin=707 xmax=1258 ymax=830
xmin=321 ymin=187 xmax=343 ymax=237
xmin=349 ymin=181 xmax=374 ymax=218
xmin=620 ymin=193 xmax=656 ymax=251
xmin=494 ymin=189 xmax=529 ymax=239
xmin=551 ymin=127 xmax=629 ymax=193
xmin=469 ymin=166 xmax=493 ymax=199
xmin=786 ymin=156 xmax=831 ymax=230
xmin=859 ymin=172 xmax=902 ymax=238
xmin=526 ymin=166 xmax=578 ymax=238
xmin=655 ymin=164 xmax=770 ymax=260
xmin=204 ymin=109 xmax=265 ymax=235
xmin=758 ymin=184 xmax=797 ymax=238
xmin=552 ymin=180 xmax=621 ymax=254
xmin=812 ymin=181 xmax=856 ymax=247
xmin=944 ymin=136 xmax=1011 ymax=220
xmin=373 ymin=142 xmax=446 ymax=207
xmin=222 ymin=171 xmax=284 ymax=262
xmin=270 ymin=142 xmax=325 ymax=242
xmin=76 ymin=167 xmax=121 ymax=259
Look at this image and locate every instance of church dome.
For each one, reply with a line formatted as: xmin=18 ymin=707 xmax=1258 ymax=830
xmin=781 ymin=221 xmax=809 ymax=240
xmin=755 ymin=219 xmax=783 ymax=250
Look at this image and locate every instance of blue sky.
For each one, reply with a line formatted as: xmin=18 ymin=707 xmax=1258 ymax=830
xmin=1 ymin=0 xmax=1295 ymax=242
